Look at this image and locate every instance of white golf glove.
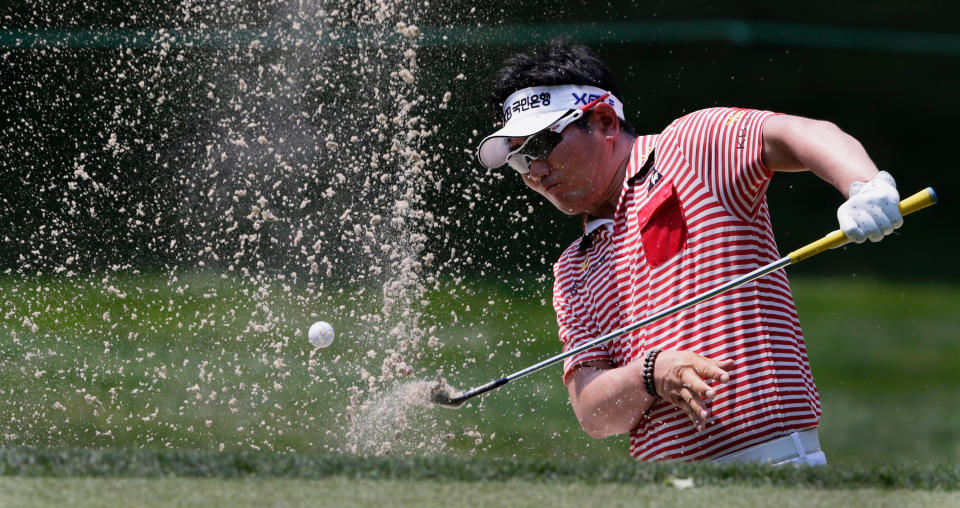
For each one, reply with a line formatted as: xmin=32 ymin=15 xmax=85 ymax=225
xmin=836 ymin=171 xmax=902 ymax=243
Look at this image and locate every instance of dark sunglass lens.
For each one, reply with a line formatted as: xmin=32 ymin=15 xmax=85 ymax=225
xmin=519 ymin=131 xmax=563 ymax=160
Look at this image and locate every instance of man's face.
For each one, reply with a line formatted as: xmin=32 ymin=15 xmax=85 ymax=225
xmin=515 ymin=118 xmax=613 ymax=215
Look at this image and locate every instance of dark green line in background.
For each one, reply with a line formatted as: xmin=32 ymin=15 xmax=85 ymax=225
xmin=1 ymin=19 xmax=959 ymax=55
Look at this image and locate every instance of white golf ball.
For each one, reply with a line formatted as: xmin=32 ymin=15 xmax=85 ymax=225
xmin=308 ymin=321 xmax=335 ymax=348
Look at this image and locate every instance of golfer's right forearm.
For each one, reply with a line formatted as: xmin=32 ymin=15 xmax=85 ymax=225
xmin=567 ymin=362 xmax=656 ymax=439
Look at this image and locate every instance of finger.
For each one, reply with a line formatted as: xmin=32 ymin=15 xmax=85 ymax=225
xmin=887 ymin=204 xmax=904 ymax=229
xmin=866 ymin=206 xmax=892 ymax=241
xmin=875 ymin=208 xmax=895 ymax=235
xmin=847 ymin=226 xmax=867 ymax=243
xmin=681 ymin=368 xmax=717 ymax=400
xmin=694 ymin=361 xmax=731 ymax=385
xmin=680 ymin=386 xmax=710 ymax=422
xmin=678 ymin=387 xmax=708 ymax=431
xmin=673 ymin=394 xmax=705 ymax=431
xmin=854 ymin=208 xmax=881 ymax=243
xmin=837 ymin=208 xmax=866 ymax=243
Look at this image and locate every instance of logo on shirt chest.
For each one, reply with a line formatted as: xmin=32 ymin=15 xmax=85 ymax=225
xmin=648 ymin=168 xmax=662 ymax=191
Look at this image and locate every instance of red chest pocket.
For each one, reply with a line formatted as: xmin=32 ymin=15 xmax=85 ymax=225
xmin=637 ymin=182 xmax=688 ymax=268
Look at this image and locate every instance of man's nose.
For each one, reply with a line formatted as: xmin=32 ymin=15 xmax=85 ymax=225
xmin=527 ymin=159 xmax=550 ymax=180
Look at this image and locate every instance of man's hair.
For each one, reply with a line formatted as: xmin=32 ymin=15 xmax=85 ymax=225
xmin=487 ymin=38 xmax=636 ymax=136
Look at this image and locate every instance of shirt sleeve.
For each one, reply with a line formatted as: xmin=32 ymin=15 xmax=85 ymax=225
xmin=553 ymin=252 xmax=611 ymax=385
xmin=670 ymin=107 xmax=779 ymax=222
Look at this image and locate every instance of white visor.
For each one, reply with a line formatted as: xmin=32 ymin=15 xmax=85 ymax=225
xmin=477 ymin=84 xmax=625 ymax=169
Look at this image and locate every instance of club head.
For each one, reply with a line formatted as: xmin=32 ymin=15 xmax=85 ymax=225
xmin=429 ymin=383 xmax=466 ymax=409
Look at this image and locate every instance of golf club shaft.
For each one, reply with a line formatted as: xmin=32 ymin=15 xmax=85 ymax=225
xmin=498 ymin=187 xmax=938 ymax=386
xmin=504 ymin=257 xmax=791 ymax=384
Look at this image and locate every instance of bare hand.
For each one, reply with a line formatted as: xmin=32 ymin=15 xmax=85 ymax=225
xmin=652 ymin=350 xmax=734 ymax=432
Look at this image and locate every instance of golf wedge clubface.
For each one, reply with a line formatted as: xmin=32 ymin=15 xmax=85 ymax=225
xmin=430 ymin=187 xmax=938 ymax=408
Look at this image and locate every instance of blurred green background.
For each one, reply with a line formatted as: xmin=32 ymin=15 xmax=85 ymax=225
xmin=1 ymin=1 xmax=956 ymax=280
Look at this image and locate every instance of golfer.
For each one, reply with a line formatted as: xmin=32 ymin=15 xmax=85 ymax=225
xmin=476 ymin=40 xmax=903 ymax=464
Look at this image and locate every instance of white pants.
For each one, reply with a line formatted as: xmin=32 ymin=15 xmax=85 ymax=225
xmin=713 ymin=428 xmax=827 ymax=466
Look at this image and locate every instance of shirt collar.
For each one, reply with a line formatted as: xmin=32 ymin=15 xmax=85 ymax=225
xmin=584 ymin=217 xmax=614 ymax=235
xmin=627 ymin=142 xmax=656 ymax=182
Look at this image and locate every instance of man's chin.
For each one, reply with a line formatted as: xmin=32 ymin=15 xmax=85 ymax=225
xmin=541 ymin=191 xmax=585 ymax=215
xmin=551 ymin=202 xmax=584 ymax=216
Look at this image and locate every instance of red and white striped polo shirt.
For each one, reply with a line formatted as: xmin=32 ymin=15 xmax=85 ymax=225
xmin=553 ymin=107 xmax=821 ymax=461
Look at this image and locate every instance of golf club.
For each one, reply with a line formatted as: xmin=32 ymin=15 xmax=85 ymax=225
xmin=430 ymin=187 xmax=938 ymax=408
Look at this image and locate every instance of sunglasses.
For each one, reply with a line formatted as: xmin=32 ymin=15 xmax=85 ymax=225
xmin=505 ymin=92 xmax=611 ymax=174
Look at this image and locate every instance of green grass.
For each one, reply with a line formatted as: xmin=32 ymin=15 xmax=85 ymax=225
xmin=3 ymin=477 xmax=958 ymax=508
xmin=0 ymin=273 xmax=957 ymax=468
xmin=0 ymin=449 xmax=957 ymax=490
xmin=0 ymin=449 xmax=957 ymax=506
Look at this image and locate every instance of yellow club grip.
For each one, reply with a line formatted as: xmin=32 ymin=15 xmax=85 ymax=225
xmin=898 ymin=187 xmax=939 ymax=216
xmin=787 ymin=230 xmax=848 ymax=263
xmin=788 ymin=187 xmax=938 ymax=264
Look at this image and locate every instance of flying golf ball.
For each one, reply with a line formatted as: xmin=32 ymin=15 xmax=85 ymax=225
xmin=308 ymin=321 xmax=335 ymax=348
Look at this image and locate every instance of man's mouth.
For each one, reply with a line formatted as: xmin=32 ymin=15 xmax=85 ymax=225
xmin=543 ymin=180 xmax=562 ymax=192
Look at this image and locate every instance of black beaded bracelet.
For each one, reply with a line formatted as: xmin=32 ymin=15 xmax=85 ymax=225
xmin=642 ymin=348 xmax=662 ymax=398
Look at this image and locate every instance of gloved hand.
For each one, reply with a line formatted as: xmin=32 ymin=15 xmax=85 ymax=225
xmin=837 ymin=171 xmax=903 ymax=243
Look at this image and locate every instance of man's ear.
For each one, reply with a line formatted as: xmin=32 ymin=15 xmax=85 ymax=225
xmin=592 ymin=102 xmax=621 ymax=140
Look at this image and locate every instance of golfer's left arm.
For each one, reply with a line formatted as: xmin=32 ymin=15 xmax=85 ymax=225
xmin=761 ymin=114 xmax=903 ymax=243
